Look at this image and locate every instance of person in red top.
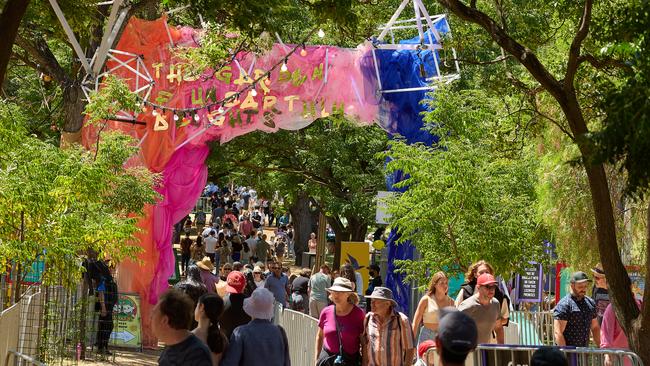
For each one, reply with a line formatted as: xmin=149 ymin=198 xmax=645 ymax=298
xmin=223 ymin=209 xmax=238 ymax=228
xmin=238 ymin=215 xmax=254 ymax=237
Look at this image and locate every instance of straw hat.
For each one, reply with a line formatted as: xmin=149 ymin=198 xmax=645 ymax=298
xmin=243 ymin=288 xmax=275 ymax=320
xmin=326 ymin=277 xmax=355 ymax=292
xmin=196 ymin=257 xmax=215 ymax=271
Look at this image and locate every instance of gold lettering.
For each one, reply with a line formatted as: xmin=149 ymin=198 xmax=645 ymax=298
xmin=278 ymin=70 xmax=291 ymax=83
xmin=240 ymin=91 xmax=259 ymax=110
xmin=291 ymin=69 xmax=308 ymax=87
xmin=166 ymin=64 xmax=183 ymax=85
xmin=207 ymin=110 xmax=225 ymax=127
xmin=284 ymin=95 xmax=299 ymax=112
xmin=332 ymin=101 xmax=345 ymax=115
xmin=312 ymin=63 xmax=324 ymax=81
xmin=153 ymin=114 xmax=169 ymax=131
xmin=262 ymin=95 xmax=277 ymax=111
xmin=155 ymin=90 xmax=174 ymax=104
xmin=152 ymin=63 xmax=164 ymax=79
xmin=191 ymin=87 xmax=204 ymax=106
xmin=253 ymin=69 xmax=270 ymax=94
xmin=224 ymin=92 xmax=240 ymax=108
xmin=233 ymin=69 xmax=252 ymax=86
xmin=215 ymin=66 xmax=232 ymax=84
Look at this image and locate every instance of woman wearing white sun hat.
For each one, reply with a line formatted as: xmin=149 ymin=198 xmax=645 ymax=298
xmin=314 ymin=277 xmax=365 ymax=366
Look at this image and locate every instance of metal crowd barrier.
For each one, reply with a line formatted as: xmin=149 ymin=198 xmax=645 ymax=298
xmin=509 ymin=310 xmax=554 ymax=345
xmin=423 ymin=344 xmax=644 ymax=366
xmin=4 ymin=350 xmax=46 ymax=366
xmin=272 ymin=303 xmax=319 ymax=366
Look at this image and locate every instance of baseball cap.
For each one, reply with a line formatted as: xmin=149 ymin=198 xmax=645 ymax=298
xmin=570 ymin=271 xmax=592 ymax=283
xmin=476 ymin=273 xmax=497 ymax=286
xmin=226 ymin=271 xmax=246 ymax=294
xmin=418 ymin=340 xmax=436 ymax=358
xmin=437 ymin=307 xmax=477 ymax=355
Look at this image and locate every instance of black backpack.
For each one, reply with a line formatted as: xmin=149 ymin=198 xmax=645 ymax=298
xmin=102 ymin=275 xmax=119 ymax=309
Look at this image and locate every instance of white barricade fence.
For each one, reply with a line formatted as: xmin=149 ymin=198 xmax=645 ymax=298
xmin=272 ymin=303 xmax=319 ymax=366
xmin=424 ymin=344 xmax=644 ymax=366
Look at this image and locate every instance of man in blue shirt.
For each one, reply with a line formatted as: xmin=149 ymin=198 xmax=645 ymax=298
xmin=220 ymin=288 xmax=290 ymax=366
xmin=553 ymin=271 xmax=600 ymax=347
xmin=264 ymin=262 xmax=289 ymax=307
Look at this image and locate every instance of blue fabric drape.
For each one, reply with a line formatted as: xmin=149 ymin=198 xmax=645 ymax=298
xmin=363 ymin=20 xmax=450 ymax=313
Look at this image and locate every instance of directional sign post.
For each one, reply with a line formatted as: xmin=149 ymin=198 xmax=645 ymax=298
xmin=110 ymin=293 xmax=142 ymax=349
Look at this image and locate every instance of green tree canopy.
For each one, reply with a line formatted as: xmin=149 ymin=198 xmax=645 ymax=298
xmin=0 ymin=101 xmax=159 ymax=288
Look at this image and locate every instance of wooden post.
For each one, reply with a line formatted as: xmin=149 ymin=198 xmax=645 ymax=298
xmin=314 ymin=213 xmax=327 ymax=273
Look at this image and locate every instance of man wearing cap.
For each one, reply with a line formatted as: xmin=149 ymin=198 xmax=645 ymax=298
xmin=220 ymin=288 xmax=290 ymax=366
xmin=553 ymin=271 xmax=600 ymax=347
xmin=220 ymin=271 xmax=251 ymax=338
xmin=197 ymin=257 xmax=219 ymax=295
xmin=433 ymin=308 xmax=478 ymax=366
xmin=591 ymin=264 xmax=610 ymax=326
xmin=458 ymin=273 xmax=502 ymax=344
xmin=361 ymin=287 xmax=415 ymax=366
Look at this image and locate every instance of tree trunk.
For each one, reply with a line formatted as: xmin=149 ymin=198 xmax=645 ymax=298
xmin=0 ymin=0 xmax=30 ymax=84
xmin=327 ymin=216 xmax=349 ymax=270
xmin=60 ymin=82 xmax=87 ymax=147
xmin=346 ymin=216 xmax=368 ymax=242
xmin=289 ymin=192 xmax=314 ymax=266
xmin=561 ymin=97 xmax=643 ymax=360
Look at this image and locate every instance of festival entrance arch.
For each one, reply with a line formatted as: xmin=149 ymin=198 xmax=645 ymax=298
xmin=80 ymin=2 xmax=457 ymax=344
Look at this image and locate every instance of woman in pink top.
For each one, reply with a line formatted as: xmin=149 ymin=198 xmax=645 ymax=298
xmin=600 ymin=295 xmax=642 ymax=366
xmin=314 ymin=277 xmax=365 ymax=366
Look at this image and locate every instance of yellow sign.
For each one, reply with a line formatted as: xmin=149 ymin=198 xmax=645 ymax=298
xmin=372 ymin=240 xmax=385 ymax=250
xmin=110 ymin=293 xmax=142 ymax=348
xmin=341 ymin=241 xmax=370 ymax=294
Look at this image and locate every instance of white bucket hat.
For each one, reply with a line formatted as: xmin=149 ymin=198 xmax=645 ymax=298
xmin=243 ymin=288 xmax=275 ymax=320
xmin=326 ymin=277 xmax=355 ymax=292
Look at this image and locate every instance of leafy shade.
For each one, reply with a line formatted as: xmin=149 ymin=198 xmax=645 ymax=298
xmin=0 ymin=104 xmax=160 ymax=286
xmin=593 ymin=1 xmax=650 ymax=199
xmin=383 ymin=86 xmax=544 ymax=282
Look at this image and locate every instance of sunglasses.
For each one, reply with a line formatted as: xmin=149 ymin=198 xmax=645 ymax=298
xmin=483 ymin=285 xmax=497 ymax=290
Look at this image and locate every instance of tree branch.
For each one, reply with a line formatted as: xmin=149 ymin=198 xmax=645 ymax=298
xmin=14 ymin=34 xmax=69 ymax=85
xmin=564 ymin=0 xmax=593 ymax=90
xmin=436 ymin=0 xmax=564 ymax=100
xmin=452 ymin=55 xmax=510 ymax=65
xmin=578 ymin=54 xmax=633 ymax=73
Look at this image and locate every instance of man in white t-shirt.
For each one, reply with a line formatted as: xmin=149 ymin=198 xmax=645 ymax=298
xmin=245 ymin=234 xmax=258 ymax=263
xmin=203 ymin=231 xmax=219 ymax=269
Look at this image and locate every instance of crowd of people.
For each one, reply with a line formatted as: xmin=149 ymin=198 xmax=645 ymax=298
xmin=150 ymin=185 xmax=635 ymax=366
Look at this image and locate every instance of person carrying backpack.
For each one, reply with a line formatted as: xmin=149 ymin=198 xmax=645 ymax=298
xmin=84 ymin=250 xmax=118 ymax=355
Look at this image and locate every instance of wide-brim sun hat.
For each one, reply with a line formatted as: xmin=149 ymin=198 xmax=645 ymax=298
xmin=243 ymin=288 xmax=275 ymax=320
xmin=196 ymin=257 xmax=215 ymax=271
xmin=365 ymin=286 xmax=397 ymax=305
xmin=326 ymin=277 xmax=355 ymax=292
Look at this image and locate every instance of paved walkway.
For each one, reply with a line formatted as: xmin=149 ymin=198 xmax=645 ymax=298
xmin=80 ymin=349 xmax=160 ymax=365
